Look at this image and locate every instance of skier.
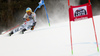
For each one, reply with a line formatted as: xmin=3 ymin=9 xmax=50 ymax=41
xmin=9 ymin=7 xmax=36 ymax=36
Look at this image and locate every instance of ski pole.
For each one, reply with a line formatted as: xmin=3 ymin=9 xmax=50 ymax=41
xmin=2 ymin=25 xmax=20 ymax=35
xmin=1 ymin=20 xmax=28 ymax=35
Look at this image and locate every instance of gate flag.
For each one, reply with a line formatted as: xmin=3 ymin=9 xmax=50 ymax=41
xmin=69 ymin=3 xmax=93 ymax=21
xmin=34 ymin=0 xmax=50 ymax=26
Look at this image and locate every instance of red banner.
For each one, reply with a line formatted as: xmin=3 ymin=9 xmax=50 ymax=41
xmin=69 ymin=3 xmax=93 ymax=21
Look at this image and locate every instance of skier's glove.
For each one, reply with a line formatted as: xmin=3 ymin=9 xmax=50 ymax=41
xmin=23 ymin=18 xmax=30 ymax=21
xmin=26 ymin=18 xmax=30 ymax=21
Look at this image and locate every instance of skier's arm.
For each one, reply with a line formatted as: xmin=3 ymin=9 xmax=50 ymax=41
xmin=23 ymin=13 xmax=27 ymax=21
xmin=32 ymin=12 xmax=37 ymax=26
xmin=23 ymin=13 xmax=30 ymax=21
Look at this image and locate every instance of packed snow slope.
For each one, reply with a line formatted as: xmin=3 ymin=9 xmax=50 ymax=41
xmin=0 ymin=15 xmax=100 ymax=56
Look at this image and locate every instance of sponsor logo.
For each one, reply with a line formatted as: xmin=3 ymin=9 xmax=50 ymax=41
xmin=73 ymin=6 xmax=87 ymax=17
xmin=74 ymin=8 xmax=87 ymax=17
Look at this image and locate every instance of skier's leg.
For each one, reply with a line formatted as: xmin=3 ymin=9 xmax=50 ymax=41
xmin=30 ymin=20 xmax=36 ymax=30
xmin=9 ymin=28 xmax=21 ymax=36
xmin=21 ymin=20 xmax=34 ymax=34
xmin=22 ymin=28 xmax=27 ymax=34
xmin=21 ymin=26 xmax=32 ymax=34
xmin=21 ymin=21 xmax=31 ymax=34
xmin=9 ymin=23 xmax=26 ymax=36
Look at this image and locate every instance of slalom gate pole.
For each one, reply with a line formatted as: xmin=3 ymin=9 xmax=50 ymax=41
xmin=44 ymin=4 xmax=50 ymax=26
xmin=34 ymin=0 xmax=50 ymax=26
xmin=92 ymin=17 xmax=99 ymax=52
xmin=68 ymin=0 xmax=73 ymax=55
xmin=69 ymin=20 xmax=73 ymax=54
xmin=68 ymin=0 xmax=70 ymax=6
xmin=34 ymin=7 xmax=39 ymax=13
xmin=89 ymin=0 xmax=99 ymax=52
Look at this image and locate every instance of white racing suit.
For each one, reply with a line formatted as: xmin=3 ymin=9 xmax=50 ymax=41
xmin=11 ymin=12 xmax=36 ymax=34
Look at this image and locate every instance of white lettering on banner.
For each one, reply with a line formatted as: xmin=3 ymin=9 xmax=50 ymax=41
xmin=73 ymin=6 xmax=87 ymax=17
xmin=74 ymin=17 xmax=88 ymax=21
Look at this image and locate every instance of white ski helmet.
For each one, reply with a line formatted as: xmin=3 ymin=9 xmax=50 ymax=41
xmin=26 ymin=7 xmax=32 ymax=13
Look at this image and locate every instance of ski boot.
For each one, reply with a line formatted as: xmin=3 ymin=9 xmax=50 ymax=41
xmin=22 ymin=29 xmax=27 ymax=34
xmin=31 ymin=26 xmax=34 ymax=30
xmin=9 ymin=31 xmax=14 ymax=36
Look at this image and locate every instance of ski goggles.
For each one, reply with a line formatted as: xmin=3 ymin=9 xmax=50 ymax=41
xmin=26 ymin=10 xmax=32 ymax=13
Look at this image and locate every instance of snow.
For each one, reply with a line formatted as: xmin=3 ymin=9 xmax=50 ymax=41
xmin=0 ymin=15 xmax=100 ymax=56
